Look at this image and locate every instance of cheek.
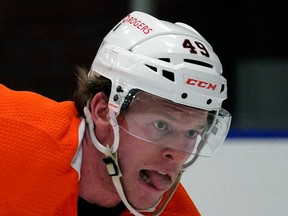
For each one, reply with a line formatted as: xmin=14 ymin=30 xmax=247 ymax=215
xmin=117 ymin=131 xmax=156 ymax=170
xmin=117 ymin=131 xmax=139 ymax=169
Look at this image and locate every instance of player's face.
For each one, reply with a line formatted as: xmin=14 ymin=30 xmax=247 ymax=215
xmin=116 ymin=92 xmax=208 ymax=209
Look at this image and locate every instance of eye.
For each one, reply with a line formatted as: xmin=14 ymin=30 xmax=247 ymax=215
xmin=185 ymin=129 xmax=198 ymax=138
xmin=153 ymin=120 xmax=168 ymax=131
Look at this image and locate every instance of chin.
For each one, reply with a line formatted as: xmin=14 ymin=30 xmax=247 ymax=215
xmin=132 ymin=198 xmax=160 ymax=211
xmin=124 ymin=189 xmax=163 ymax=210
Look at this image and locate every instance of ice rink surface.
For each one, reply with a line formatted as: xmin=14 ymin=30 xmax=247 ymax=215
xmin=182 ymin=139 xmax=288 ymax=216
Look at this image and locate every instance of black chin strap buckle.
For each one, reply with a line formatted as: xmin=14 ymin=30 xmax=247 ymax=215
xmin=103 ymin=157 xmax=119 ymax=176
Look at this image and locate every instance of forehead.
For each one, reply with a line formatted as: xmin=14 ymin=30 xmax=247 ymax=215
xmin=127 ymin=91 xmax=208 ymax=119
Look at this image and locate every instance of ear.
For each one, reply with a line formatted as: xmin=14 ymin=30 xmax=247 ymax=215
xmin=89 ymin=92 xmax=114 ymax=145
xmin=90 ymin=92 xmax=110 ymax=128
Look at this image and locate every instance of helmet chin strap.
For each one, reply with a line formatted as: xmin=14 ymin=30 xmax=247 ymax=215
xmin=83 ymin=106 xmax=182 ymax=216
xmin=84 ymin=106 xmax=119 ymax=154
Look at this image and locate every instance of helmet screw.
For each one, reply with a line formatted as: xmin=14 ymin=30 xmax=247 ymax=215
xmin=116 ymin=86 xmax=124 ymax=93
xmin=181 ymin=93 xmax=188 ymax=99
xmin=113 ymin=94 xmax=119 ymax=101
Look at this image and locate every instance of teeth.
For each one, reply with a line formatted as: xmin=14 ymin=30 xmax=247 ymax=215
xmin=157 ymin=171 xmax=167 ymax=175
xmin=140 ymin=170 xmax=168 ymax=186
xmin=140 ymin=171 xmax=151 ymax=184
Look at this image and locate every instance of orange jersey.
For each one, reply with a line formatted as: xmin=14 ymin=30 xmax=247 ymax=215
xmin=0 ymin=84 xmax=200 ymax=216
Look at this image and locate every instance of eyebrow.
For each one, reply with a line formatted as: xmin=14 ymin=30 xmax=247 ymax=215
xmin=195 ymin=124 xmax=209 ymax=131
xmin=149 ymin=111 xmax=209 ymax=130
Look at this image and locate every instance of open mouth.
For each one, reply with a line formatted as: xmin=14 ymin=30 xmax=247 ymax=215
xmin=140 ymin=170 xmax=172 ymax=191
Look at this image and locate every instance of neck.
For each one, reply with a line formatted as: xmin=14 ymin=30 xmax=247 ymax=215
xmin=78 ymin=129 xmax=121 ymax=207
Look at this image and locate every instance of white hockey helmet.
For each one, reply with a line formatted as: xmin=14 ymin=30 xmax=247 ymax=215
xmin=91 ymin=11 xmax=227 ymax=113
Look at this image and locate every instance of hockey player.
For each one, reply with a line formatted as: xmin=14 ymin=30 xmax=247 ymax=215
xmin=0 ymin=11 xmax=231 ymax=215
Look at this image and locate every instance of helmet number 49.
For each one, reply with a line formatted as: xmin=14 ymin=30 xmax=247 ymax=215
xmin=182 ymin=39 xmax=210 ymax=57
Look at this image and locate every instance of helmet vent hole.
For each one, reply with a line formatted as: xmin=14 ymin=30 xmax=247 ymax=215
xmin=181 ymin=93 xmax=188 ymax=99
xmin=184 ymin=59 xmax=213 ymax=68
xmin=145 ymin=64 xmax=157 ymax=72
xmin=207 ymin=99 xmax=212 ymax=104
xmin=220 ymin=84 xmax=225 ymax=93
xmin=162 ymin=70 xmax=175 ymax=82
xmin=158 ymin=58 xmax=171 ymax=63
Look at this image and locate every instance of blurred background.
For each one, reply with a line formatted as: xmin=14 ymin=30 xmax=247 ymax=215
xmin=0 ymin=1 xmax=287 ymax=215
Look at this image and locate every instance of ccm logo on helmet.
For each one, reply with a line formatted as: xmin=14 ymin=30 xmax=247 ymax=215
xmin=122 ymin=14 xmax=153 ymax=34
xmin=186 ymin=78 xmax=217 ymax=91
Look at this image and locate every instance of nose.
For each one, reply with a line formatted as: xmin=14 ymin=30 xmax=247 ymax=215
xmin=162 ymin=147 xmax=189 ymax=164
